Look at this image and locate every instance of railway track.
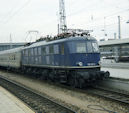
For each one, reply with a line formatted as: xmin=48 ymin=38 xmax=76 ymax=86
xmin=0 ymin=76 xmax=76 ymax=113
xmin=47 ymin=79 xmax=129 ymax=106
xmin=87 ymin=86 xmax=129 ymax=105
xmin=50 ymin=79 xmax=129 ymax=106
xmin=43 ymin=79 xmax=129 ymax=106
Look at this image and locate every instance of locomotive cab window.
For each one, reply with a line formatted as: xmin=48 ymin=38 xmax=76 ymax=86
xmin=76 ymin=43 xmax=86 ymax=53
xmin=92 ymin=42 xmax=99 ymax=53
xmin=87 ymin=42 xmax=93 ymax=53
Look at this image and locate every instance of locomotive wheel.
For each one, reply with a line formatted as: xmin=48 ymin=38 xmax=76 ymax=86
xmin=70 ymin=78 xmax=75 ymax=87
xmin=70 ymin=78 xmax=78 ymax=88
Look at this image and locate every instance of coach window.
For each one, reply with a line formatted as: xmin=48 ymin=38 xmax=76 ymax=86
xmin=61 ymin=44 xmax=64 ymax=55
xmin=23 ymin=50 xmax=25 ymax=56
xmin=39 ymin=56 xmax=41 ymax=63
xmin=54 ymin=45 xmax=59 ymax=54
xmin=24 ymin=50 xmax=25 ymax=56
xmin=49 ymin=45 xmax=54 ymax=54
xmin=25 ymin=50 xmax=28 ymax=56
xmin=28 ymin=49 xmax=31 ymax=56
xmin=76 ymin=43 xmax=86 ymax=53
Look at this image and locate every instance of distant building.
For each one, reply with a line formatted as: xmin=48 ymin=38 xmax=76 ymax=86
xmin=98 ymin=38 xmax=129 ymax=62
xmin=0 ymin=43 xmax=26 ymax=51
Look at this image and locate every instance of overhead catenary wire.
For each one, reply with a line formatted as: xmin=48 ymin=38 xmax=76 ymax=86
xmin=0 ymin=1 xmax=20 ymax=23
xmin=68 ymin=8 xmax=129 ymax=29
xmin=1 ymin=0 xmax=31 ymax=24
xmin=83 ymin=18 xmax=128 ymax=29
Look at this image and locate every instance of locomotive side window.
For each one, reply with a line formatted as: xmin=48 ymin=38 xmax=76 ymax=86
xmin=61 ymin=44 xmax=64 ymax=55
xmin=31 ymin=48 xmax=34 ymax=56
xmin=49 ymin=45 xmax=54 ymax=54
xmin=38 ymin=47 xmax=41 ymax=55
xmin=76 ymin=43 xmax=86 ymax=53
xmin=46 ymin=46 xmax=49 ymax=55
xmin=34 ymin=48 xmax=38 ymax=55
xmin=42 ymin=47 xmax=46 ymax=55
xmin=54 ymin=45 xmax=59 ymax=54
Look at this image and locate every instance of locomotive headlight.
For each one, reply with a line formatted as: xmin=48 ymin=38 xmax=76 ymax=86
xmin=77 ymin=62 xmax=83 ymax=66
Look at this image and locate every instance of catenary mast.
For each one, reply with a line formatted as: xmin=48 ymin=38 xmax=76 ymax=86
xmin=59 ymin=0 xmax=67 ymax=34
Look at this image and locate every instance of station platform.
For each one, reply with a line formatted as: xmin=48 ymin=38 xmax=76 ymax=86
xmin=101 ymin=59 xmax=129 ymax=69
xmin=101 ymin=67 xmax=129 ymax=79
xmin=0 ymin=86 xmax=34 ymax=113
xmin=100 ymin=60 xmax=129 ymax=79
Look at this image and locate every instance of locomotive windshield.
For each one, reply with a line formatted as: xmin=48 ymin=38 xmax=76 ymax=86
xmin=92 ymin=42 xmax=99 ymax=52
xmin=76 ymin=43 xmax=86 ymax=53
xmin=68 ymin=41 xmax=99 ymax=53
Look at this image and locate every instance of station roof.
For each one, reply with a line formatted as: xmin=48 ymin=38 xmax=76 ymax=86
xmin=0 ymin=46 xmax=24 ymax=55
xmin=0 ymin=43 xmax=26 ymax=46
xmin=98 ymin=38 xmax=129 ymax=46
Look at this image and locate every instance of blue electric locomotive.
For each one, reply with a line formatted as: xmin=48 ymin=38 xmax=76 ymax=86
xmin=21 ymin=30 xmax=109 ymax=88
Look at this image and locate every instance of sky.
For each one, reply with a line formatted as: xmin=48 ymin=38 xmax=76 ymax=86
xmin=0 ymin=0 xmax=129 ymax=43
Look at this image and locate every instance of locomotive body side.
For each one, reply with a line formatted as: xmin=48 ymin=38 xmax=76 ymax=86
xmin=22 ymin=37 xmax=100 ymax=68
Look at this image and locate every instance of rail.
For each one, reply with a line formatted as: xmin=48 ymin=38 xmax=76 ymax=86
xmin=0 ymin=76 xmax=76 ymax=113
xmin=87 ymin=86 xmax=129 ymax=105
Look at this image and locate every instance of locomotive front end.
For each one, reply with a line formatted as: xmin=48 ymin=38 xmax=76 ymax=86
xmin=66 ymin=36 xmax=110 ymax=87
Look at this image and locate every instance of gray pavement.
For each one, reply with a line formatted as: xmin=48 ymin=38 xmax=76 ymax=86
xmin=0 ymin=86 xmax=34 ymax=113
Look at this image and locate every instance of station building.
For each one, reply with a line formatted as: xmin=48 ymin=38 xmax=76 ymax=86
xmin=98 ymin=38 xmax=129 ymax=62
xmin=0 ymin=43 xmax=26 ymax=51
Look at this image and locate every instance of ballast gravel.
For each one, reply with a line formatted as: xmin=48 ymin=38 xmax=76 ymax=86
xmin=0 ymin=70 xmax=128 ymax=113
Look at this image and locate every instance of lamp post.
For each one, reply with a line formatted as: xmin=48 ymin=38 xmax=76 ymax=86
xmin=118 ymin=16 xmax=121 ymax=39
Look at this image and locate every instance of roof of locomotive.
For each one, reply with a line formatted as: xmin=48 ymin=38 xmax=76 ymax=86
xmin=23 ymin=36 xmax=97 ymax=49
